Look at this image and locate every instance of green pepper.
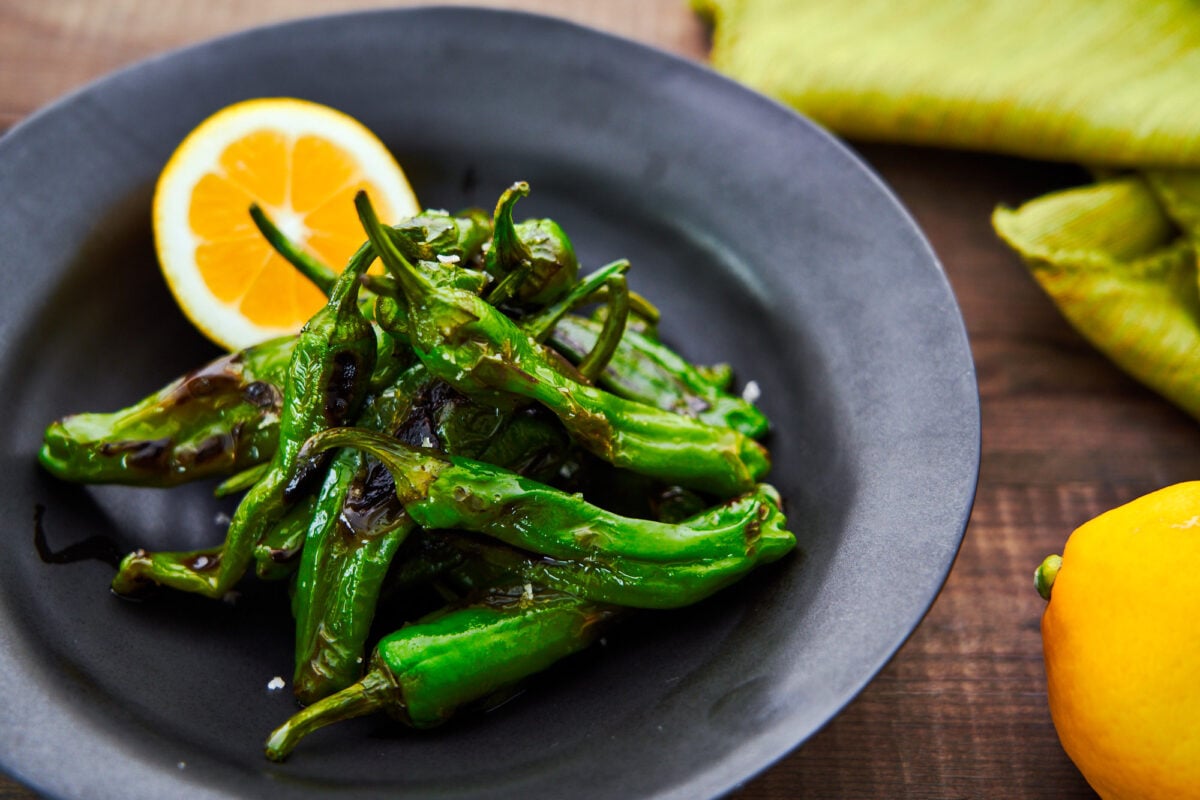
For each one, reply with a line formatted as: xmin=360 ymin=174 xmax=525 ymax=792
xmin=302 ymin=427 xmax=795 ymax=609
xmin=359 ymin=192 xmax=769 ymax=497
xmin=250 ymin=493 xmax=319 ymax=581
xmin=484 ymin=182 xmax=579 ymax=307
xmin=265 ymin=587 xmax=613 ymax=761
xmin=110 ymin=244 xmax=378 ymax=599
xmin=287 ymin=366 xmax=436 ymax=703
xmin=39 ymin=335 xmax=294 ymax=486
xmin=393 ymin=207 xmax=492 ymax=267
xmin=550 ymin=314 xmax=770 ymax=438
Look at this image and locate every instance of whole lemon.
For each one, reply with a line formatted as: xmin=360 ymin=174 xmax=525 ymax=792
xmin=1037 ymin=482 xmax=1200 ymax=799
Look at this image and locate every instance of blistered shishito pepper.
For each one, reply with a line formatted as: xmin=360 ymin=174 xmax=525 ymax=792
xmin=550 ymin=314 xmax=770 ymax=438
xmin=38 ymin=335 xmax=294 ymax=486
xmin=394 ymin=207 xmax=492 ymax=266
xmin=265 ymin=587 xmax=613 ymax=761
xmin=485 ymin=182 xmax=579 ymax=307
xmin=288 ymin=367 xmax=441 ymax=703
xmin=301 ymin=427 xmax=795 ymax=608
xmin=358 ymin=192 xmax=769 ymax=497
xmin=110 ymin=246 xmax=378 ymax=599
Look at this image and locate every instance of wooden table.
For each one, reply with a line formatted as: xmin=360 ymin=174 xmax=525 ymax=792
xmin=7 ymin=2 xmax=1192 ymax=797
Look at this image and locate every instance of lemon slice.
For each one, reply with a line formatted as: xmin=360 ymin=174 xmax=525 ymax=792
xmin=153 ymin=97 xmax=419 ymax=351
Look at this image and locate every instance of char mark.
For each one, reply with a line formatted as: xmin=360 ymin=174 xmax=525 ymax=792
xmin=324 ymin=351 xmax=362 ymax=424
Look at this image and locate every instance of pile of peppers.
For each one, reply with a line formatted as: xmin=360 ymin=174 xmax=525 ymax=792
xmin=38 ymin=182 xmax=795 ymax=761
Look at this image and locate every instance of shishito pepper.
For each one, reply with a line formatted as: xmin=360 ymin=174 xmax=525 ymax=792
xmin=265 ymin=586 xmax=613 ymax=761
xmin=110 ymin=244 xmax=377 ymax=599
xmin=550 ymin=314 xmax=770 ymax=438
xmin=38 ymin=335 xmax=294 ymax=486
xmin=301 ymin=427 xmax=795 ymax=608
xmin=484 ymin=181 xmax=579 ymax=307
xmin=358 ymin=192 xmax=769 ymax=497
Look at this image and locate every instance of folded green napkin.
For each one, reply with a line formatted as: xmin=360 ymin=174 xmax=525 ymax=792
xmin=694 ymin=0 xmax=1200 ymax=419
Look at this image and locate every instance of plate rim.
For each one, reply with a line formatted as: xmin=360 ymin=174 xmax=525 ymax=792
xmin=0 ymin=6 xmax=980 ymax=800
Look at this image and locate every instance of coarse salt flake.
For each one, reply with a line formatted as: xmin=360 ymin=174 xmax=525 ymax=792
xmin=267 ymin=676 xmax=286 ymax=691
xmin=741 ymin=380 xmax=762 ymax=404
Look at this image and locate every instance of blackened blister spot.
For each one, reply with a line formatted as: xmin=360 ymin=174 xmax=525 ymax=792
xmin=167 ymin=354 xmax=243 ymax=405
xmin=100 ymin=438 xmax=171 ymax=470
xmin=392 ymin=379 xmax=466 ymax=451
xmin=284 ymin=455 xmax=327 ymax=505
xmin=324 ymin=351 xmax=360 ymax=424
xmin=190 ymin=433 xmax=232 ymax=465
xmin=341 ymin=460 xmax=405 ymax=536
xmin=356 ymin=460 xmax=398 ymax=510
xmin=396 ymin=413 xmax=438 ymax=449
xmin=244 ymin=380 xmax=282 ymax=409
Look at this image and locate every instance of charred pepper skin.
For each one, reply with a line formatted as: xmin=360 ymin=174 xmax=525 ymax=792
xmin=359 ymin=192 xmax=769 ymax=497
xmin=39 ymin=335 xmax=293 ymax=486
xmin=278 ymin=228 xmax=524 ymax=703
xmin=265 ymin=588 xmax=613 ymax=761
xmin=302 ymin=427 xmax=795 ymax=609
xmin=288 ymin=366 xmax=432 ymax=704
xmin=40 ymin=210 xmax=668 ymax=491
xmin=110 ymin=247 xmax=378 ymax=599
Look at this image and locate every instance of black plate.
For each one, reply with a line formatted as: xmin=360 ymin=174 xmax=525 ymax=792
xmin=0 ymin=8 xmax=978 ymax=800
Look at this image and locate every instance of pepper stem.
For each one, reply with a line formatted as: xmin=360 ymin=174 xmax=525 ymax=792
xmin=522 ymin=259 xmax=630 ymax=341
xmin=578 ymin=274 xmax=630 ymax=381
xmin=251 ymin=204 xmax=396 ymax=298
xmin=355 ymin=191 xmax=434 ymax=302
xmin=264 ymin=669 xmax=396 ymax=762
xmin=249 ymin=204 xmax=339 ymax=294
xmin=1034 ymin=554 xmax=1062 ymax=600
xmin=484 ymin=261 xmax=534 ymax=306
xmin=485 ymin=181 xmax=532 ymax=279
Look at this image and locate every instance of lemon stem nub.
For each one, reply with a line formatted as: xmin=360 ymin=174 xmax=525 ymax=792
xmin=1035 ymin=554 xmax=1063 ymax=601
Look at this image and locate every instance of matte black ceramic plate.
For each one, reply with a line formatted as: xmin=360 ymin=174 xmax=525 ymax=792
xmin=0 ymin=8 xmax=978 ymax=800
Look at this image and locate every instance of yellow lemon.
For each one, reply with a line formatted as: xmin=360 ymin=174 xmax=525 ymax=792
xmin=1037 ymin=482 xmax=1200 ymax=800
xmin=153 ymin=97 xmax=419 ymax=350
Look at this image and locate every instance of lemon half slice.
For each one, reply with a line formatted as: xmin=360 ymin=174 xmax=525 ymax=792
xmin=153 ymin=97 xmax=419 ymax=350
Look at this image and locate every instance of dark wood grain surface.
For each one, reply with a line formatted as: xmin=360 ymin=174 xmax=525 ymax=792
xmin=5 ymin=2 xmax=1191 ymax=797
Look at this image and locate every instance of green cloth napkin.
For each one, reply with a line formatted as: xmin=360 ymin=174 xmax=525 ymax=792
xmin=694 ymin=0 xmax=1200 ymax=420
